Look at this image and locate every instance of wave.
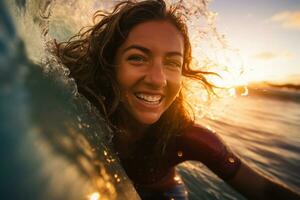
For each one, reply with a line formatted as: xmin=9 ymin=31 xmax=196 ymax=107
xmin=0 ymin=0 xmax=140 ymax=199
xmin=248 ymin=86 xmax=300 ymax=103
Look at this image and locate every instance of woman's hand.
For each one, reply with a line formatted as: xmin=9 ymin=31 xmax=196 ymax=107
xmin=228 ymin=162 xmax=300 ymax=200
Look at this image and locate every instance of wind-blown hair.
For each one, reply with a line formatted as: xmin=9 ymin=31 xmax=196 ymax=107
xmin=54 ymin=0 xmax=215 ymax=155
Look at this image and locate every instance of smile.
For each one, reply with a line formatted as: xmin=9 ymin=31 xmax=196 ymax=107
xmin=134 ymin=93 xmax=163 ymax=105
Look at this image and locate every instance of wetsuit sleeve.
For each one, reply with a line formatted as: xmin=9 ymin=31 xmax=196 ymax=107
xmin=177 ymin=124 xmax=241 ymax=181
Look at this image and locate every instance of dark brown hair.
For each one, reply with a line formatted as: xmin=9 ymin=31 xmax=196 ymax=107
xmin=54 ymin=0 xmax=215 ymax=155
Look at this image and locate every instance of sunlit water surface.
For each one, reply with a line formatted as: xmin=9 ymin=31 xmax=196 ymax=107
xmin=179 ymin=90 xmax=300 ymax=199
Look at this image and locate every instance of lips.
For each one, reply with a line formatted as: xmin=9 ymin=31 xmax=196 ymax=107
xmin=134 ymin=92 xmax=163 ymax=105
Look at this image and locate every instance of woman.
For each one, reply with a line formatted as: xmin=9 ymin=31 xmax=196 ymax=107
xmin=54 ymin=0 xmax=300 ymax=199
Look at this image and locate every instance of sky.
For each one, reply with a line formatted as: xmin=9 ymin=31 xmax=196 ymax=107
xmin=209 ymin=0 xmax=300 ymax=85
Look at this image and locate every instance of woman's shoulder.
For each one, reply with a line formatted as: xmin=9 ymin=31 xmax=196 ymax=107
xmin=178 ymin=123 xmax=227 ymax=152
xmin=176 ymin=123 xmax=241 ymax=180
xmin=182 ymin=123 xmax=216 ymax=134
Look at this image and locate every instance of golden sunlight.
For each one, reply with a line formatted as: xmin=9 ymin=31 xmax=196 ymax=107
xmin=88 ymin=192 xmax=100 ymax=200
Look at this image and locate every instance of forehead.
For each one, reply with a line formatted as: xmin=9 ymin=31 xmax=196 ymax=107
xmin=121 ymin=20 xmax=184 ymax=54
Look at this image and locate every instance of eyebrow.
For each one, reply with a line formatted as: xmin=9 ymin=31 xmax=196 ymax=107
xmin=122 ymin=45 xmax=183 ymax=57
xmin=123 ymin=45 xmax=151 ymax=55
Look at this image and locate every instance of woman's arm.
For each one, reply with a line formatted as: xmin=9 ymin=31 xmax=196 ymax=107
xmin=228 ymin=162 xmax=300 ymax=200
xmin=179 ymin=125 xmax=299 ymax=199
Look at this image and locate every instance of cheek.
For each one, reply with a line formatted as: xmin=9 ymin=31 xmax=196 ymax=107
xmin=172 ymin=74 xmax=182 ymax=90
xmin=117 ymin=78 xmax=130 ymax=103
xmin=167 ymin=75 xmax=182 ymax=98
xmin=116 ymin=63 xmax=130 ymax=90
xmin=115 ymin=71 xmax=128 ymax=104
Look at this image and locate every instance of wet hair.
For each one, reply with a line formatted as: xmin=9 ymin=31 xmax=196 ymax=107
xmin=55 ymin=0 xmax=215 ymax=155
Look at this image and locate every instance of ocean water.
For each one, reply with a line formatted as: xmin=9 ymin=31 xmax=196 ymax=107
xmin=179 ymin=89 xmax=300 ymax=199
xmin=1 ymin=1 xmax=140 ymax=199
xmin=2 ymin=0 xmax=300 ymax=199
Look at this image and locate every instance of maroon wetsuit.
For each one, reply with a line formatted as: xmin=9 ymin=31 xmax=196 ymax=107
xmin=118 ymin=124 xmax=241 ymax=199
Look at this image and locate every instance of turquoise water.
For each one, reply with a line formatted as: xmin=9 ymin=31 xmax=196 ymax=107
xmin=1 ymin=1 xmax=139 ymax=199
xmin=179 ymin=89 xmax=300 ymax=199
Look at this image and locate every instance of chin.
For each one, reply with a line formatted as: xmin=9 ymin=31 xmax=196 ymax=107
xmin=135 ymin=113 xmax=162 ymax=126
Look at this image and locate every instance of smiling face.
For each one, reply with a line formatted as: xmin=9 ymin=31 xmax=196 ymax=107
xmin=115 ymin=20 xmax=184 ymax=129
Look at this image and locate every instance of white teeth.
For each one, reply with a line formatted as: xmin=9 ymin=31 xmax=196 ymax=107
xmin=135 ymin=93 xmax=162 ymax=104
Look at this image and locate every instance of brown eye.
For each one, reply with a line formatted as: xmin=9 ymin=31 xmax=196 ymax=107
xmin=165 ymin=59 xmax=182 ymax=69
xmin=127 ymin=55 xmax=147 ymax=64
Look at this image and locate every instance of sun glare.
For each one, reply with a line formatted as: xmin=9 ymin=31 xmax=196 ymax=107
xmin=88 ymin=192 xmax=100 ymax=200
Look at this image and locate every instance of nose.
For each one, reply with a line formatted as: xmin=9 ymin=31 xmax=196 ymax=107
xmin=144 ymin=59 xmax=167 ymax=88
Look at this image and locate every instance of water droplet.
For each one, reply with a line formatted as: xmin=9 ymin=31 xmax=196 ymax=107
xmin=173 ymin=175 xmax=183 ymax=184
xmin=177 ymin=151 xmax=183 ymax=157
xmin=88 ymin=192 xmax=100 ymax=200
xmin=228 ymin=157 xmax=235 ymax=164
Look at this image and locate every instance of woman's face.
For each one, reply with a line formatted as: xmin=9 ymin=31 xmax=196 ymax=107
xmin=115 ymin=20 xmax=184 ymax=128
